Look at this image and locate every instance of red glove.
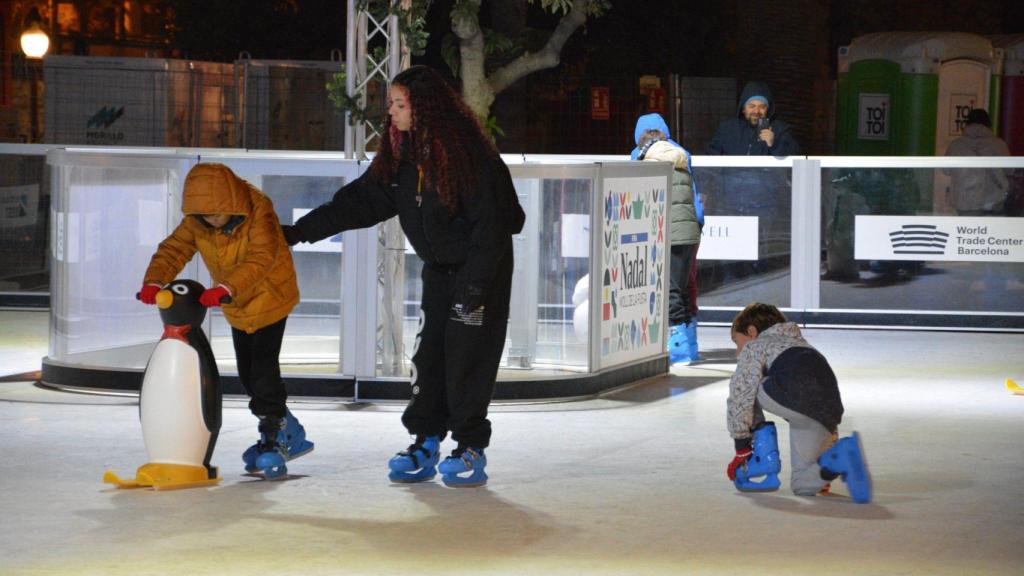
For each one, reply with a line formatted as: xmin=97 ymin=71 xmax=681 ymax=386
xmin=138 ymin=284 xmax=161 ymax=305
xmin=726 ymin=448 xmax=753 ymax=481
xmin=199 ymin=285 xmax=231 ymax=307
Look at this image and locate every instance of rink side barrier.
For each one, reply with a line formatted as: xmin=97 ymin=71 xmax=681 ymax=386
xmin=2 ymin=146 xmax=1020 ymax=401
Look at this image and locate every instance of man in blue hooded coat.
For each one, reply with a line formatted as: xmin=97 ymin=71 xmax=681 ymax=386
xmin=707 ymin=81 xmax=800 ymax=266
xmin=708 ymin=81 xmax=800 ymax=157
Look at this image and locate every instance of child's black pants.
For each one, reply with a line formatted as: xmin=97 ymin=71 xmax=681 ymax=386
xmin=231 ymin=317 xmax=288 ymax=420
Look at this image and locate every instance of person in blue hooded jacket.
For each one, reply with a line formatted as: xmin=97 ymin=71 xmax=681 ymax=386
xmin=631 ymin=113 xmax=703 ymax=364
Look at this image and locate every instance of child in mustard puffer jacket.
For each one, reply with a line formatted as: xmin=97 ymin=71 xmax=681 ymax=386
xmin=139 ymin=162 xmax=312 ymax=480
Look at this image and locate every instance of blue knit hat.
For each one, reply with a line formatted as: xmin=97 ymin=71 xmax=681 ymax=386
xmin=744 ymin=94 xmax=769 ymax=107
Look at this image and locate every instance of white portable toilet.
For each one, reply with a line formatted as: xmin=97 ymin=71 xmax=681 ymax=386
xmin=931 ymin=33 xmax=995 ymax=155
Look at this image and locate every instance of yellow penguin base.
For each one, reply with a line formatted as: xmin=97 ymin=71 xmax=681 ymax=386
xmin=103 ymin=463 xmax=220 ymax=491
xmin=1007 ymin=378 xmax=1024 ymax=396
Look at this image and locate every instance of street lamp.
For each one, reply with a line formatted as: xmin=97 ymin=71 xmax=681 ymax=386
xmin=20 ymin=8 xmax=50 ymax=142
xmin=20 ymin=8 xmax=50 ymax=59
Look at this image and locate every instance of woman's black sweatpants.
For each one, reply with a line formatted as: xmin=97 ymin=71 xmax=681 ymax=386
xmin=401 ymin=249 xmax=514 ymax=449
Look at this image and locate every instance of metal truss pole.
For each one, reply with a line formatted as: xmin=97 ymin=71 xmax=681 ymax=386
xmin=346 ymin=0 xmax=409 ymax=378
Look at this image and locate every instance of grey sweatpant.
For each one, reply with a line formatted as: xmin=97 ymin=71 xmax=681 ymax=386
xmin=754 ymin=387 xmax=837 ymax=496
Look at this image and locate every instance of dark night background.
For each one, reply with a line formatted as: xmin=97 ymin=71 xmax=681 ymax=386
xmin=155 ymin=0 xmax=1024 ymax=154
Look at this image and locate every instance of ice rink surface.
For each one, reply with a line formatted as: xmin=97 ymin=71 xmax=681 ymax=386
xmin=2 ymin=309 xmax=1022 ymax=575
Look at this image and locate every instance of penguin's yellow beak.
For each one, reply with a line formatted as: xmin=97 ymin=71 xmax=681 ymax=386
xmin=156 ymin=290 xmax=173 ymax=309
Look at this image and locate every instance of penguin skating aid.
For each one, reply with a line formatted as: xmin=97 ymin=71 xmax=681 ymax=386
xmin=103 ymin=280 xmax=225 ymax=491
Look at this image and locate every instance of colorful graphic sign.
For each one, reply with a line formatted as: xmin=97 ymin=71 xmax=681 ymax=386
xmin=599 ymin=176 xmax=667 ymax=366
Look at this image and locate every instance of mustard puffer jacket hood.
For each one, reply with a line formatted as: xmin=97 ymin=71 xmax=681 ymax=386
xmin=144 ymin=163 xmax=299 ymax=333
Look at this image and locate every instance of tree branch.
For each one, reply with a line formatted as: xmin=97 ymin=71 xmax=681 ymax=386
xmin=452 ymin=0 xmax=493 ymax=116
xmin=487 ymin=0 xmax=591 ymax=94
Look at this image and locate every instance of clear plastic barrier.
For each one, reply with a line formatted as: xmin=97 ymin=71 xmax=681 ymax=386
xmin=821 ymin=164 xmax=1024 ymax=312
xmin=692 ymin=164 xmax=794 ymax=308
xmin=48 ymin=153 xmax=191 ymax=366
xmin=36 ymin=147 xmax=1024 ymax=391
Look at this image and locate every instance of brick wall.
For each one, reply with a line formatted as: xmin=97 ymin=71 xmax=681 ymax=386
xmin=734 ymin=0 xmax=834 ymax=154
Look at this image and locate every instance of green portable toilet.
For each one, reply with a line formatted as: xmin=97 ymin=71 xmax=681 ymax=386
xmin=837 ymin=32 xmax=996 ymax=156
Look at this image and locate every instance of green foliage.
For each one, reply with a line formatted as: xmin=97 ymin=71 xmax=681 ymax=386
xmin=329 ymin=2 xmax=431 ymax=122
xmin=442 ymin=0 xmax=609 ymax=78
xmin=533 ymin=0 xmax=610 ymax=17
xmin=482 ymin=115 xmax=506 ymax=140
xmin=441 ymin=34 xmax=460 ymax=78
xmin=326 ymin=72 xmax=368 ymax=124
xmin=334 ymin=0 xmax=610 ymax=141
xmin=450 ymin=0 xmax=479 ymax=26
xmin=355 ymin=0 xmax=431 ymax=56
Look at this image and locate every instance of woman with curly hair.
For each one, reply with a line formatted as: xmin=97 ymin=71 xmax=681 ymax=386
xmin=282 ymin=65 xmax=525 ymax=487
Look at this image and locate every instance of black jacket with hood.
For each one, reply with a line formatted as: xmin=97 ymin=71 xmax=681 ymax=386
xmin=291 ymin=143 xmax=524 ymax=305
xmin=708 ymin=81 xmax=801 ymax=157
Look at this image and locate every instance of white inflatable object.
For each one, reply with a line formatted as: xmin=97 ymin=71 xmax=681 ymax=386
xmin=572 ymin=274 xmax=590 ymax=342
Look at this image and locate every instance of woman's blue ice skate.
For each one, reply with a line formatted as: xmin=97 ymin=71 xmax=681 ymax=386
xmin=734 ymin=422 xmax=781 ymax=492
xmin=438 ymin=447 xmax=487 ymax=487
xmin=818 ymin=431 xmax=872 ymax=503
xmin=242 ymin=410 xmax=315 ymax=480
xmin=388 ymin=436 xmax=441 ymax=483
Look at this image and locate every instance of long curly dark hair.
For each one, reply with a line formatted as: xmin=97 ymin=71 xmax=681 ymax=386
xmin=369 ymin=66 xmax=498 ymax=214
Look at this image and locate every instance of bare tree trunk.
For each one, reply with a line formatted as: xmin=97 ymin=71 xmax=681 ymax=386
xmin=453 ymin=0 xmax=593 ymax=119
xmin=489 ymin=0 xmax=528 ymax=149
xmin=452 ymin=0 xmax=493 ymax=117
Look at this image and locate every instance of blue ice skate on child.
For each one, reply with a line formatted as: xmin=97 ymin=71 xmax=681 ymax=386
xmin=818 ymin=431 xmax=872 ymax=503
xmin=733 ymin=421 xmax=781 ymax=492
xmin=243 ymin=409 xmax=314 ymax=480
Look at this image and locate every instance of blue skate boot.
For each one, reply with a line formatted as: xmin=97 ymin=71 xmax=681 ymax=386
xmin=388 ymin=435 xmax=441 ymax=483
xmin=734 ymin=422 xmax=782 ymax=492
xmin=242 ymin=410 xmax=315 ymax=480
xmin=818 ymin=431 xmax=872 ymax=503
xmin=685 ymin=317 xmax=700 ymax=363
xmin=438 ymin=446 xmax=487 ymax=487
xmin=668 ymin=324 xmax=694 ymax=364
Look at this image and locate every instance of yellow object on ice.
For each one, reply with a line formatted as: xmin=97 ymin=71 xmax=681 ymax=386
xmin=103 ymin=462 xmax=220 ymax=491
xmin=1007 ymin=378 xmax=1024 ymax=396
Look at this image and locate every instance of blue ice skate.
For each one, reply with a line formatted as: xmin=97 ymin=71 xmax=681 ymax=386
xmin=388 ymin=435 xmax=441 ymax=483
xmin=685 ymin=317 xmax=700 ymax=363
xmin=668 ymin=324 xmax=694 ymax=364
xmin=438 ymin=447 xmax=487 ymax=487
xmin=242 ymin=410 xmax=315 ymax=480
xmin=818 ymin=431 xmax=872 ymax=503
xmin=734 ymin=422 xmax=781 ymax=492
